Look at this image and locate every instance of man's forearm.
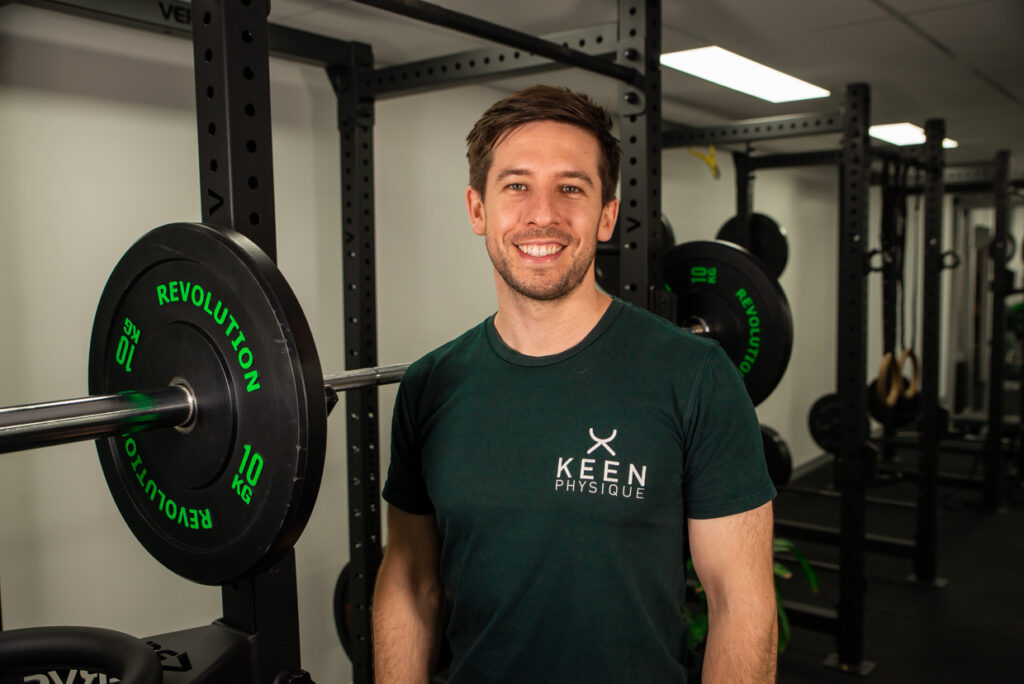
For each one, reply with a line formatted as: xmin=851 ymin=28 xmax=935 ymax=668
xmin=372 ymin=580 xmax=442 ymax=683
xmin=701 ymin=598 xmax=778 ymax=683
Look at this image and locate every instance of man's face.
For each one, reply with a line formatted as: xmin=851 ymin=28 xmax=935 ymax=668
xmin=466 ymin=120 xmax=618 ymax=302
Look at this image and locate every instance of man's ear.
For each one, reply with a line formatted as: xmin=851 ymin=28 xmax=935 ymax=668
xmin=598 ymin=198 xmax=619 ymax=242
xmin=466 ymin=186 xmax=486 ymax=236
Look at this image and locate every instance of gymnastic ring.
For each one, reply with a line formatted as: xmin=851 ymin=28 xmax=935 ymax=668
xmin=876 ymin=352 xmax=904 ymax=408
xmin=897 ymin=348 xmax=920 ymax=399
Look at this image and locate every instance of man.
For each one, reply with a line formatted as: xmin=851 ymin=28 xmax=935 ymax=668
xmin=373 ymin=85 xmax=777 ymax=683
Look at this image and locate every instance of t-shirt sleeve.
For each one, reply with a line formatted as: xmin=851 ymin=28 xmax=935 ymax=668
xmin=681 ymin=343 xmax=777 ymax=519
xmin=381 ymin=365 xmax=436 ymax=515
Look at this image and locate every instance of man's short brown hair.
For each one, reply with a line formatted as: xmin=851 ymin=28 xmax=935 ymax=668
xmin=466 ymin=85 xmax=621 ymax=206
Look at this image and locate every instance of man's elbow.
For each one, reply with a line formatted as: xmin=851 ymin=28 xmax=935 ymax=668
xmin=705 ymin=581 xmax=777 ymax=626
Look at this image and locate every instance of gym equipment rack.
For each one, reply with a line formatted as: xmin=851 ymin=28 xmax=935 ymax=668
xmin=664 ymin=90 xmax=946 ymax=675
xmin=876 ymin=153 xmax=1021 ymax=513
xmin=919 ymin=153 xmax=1019 ymax=510
xmin=14 ymin=1 xmax=664 ymax=681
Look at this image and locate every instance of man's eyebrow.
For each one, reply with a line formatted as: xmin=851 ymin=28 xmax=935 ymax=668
xmin=560 ymin=170 xmax=596 ymax=187
xmin=493 ymin=168 xmax=595 ymax=187
xmin=494 ymin=168 xmax=531 ymax=182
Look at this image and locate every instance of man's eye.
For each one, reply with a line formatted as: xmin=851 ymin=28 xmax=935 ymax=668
xmin=507 ymin=182 xmax=527 ymax=191
xmin=562 ymin=185 xmax=581 ymax=194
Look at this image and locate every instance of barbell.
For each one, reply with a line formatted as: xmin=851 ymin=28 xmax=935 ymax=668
xmin=1 ymin=222 xmax=407 ymax=586
xmin=0 ymin=366 xmax=408 ymax=455
xmin=0 ymin=223 xmax=792 ymax=586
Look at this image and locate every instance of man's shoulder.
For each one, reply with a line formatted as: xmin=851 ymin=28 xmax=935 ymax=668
xmin=612 ymin=297 xmax=720 ymax=356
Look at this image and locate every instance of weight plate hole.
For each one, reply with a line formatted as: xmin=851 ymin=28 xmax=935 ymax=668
xmin=170 ymin=377 xmax=198 ymax=434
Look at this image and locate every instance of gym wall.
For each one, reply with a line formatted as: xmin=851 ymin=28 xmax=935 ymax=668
xmin=2 ymin=4 xmax=869 ymax=681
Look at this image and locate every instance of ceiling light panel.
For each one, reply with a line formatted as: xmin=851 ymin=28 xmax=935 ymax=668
xmin=660 ymin=46 xmax=831 ymax=103
xmin=869 ymin=123 xmax=959 ymax=148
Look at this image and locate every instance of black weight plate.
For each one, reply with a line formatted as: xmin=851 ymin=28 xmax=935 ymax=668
xmin=88 ymin=222 xmax=326 ymax=586
xmin=660 ymin=240 xmax=794 ymax=406
xmin=334 ymin=563 xmax=353 ymax=659
xmin=760 ymin=425 xmax=792 ymax=488
xmin=596 ymin=214 xmax=676 ymax=294
xmin=989 ymin=232 xmax=1016 ymax=263
xmin=716 ymin=213 xmax=789 ymax=279
xmin=808 ymin=393 xmax=844 ymax=452
xmin=807 ymin=393 xmax=872 ymax=452
xmin=0 ymin=627 xmax=161 ymax=684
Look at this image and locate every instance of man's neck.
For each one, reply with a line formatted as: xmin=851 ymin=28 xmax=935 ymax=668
xmin=492 ymin=278 xmax=612 ymax=357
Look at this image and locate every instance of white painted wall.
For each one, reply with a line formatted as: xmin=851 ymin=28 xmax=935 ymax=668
xmin=0 ymin=3 xmax=927 ymax=682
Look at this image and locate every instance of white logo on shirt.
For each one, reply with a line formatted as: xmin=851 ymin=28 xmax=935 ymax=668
xmin=554 ymin=428 xmax=647 ymax=501
xmin=587 ymin=428 xmax=617 ymax=456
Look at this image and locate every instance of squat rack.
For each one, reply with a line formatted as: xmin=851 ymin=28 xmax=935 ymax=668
xmin=664 ymin=88 xmax=947 ymax=676
xmin=19 ymin=0 xmax=665 ymax=681
xmin=876 ymin=154 xmax=1021 ymax=512
xmin=942 ymin=152 xmax=1018 ymax=510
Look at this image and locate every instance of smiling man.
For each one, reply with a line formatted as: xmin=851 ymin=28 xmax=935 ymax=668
xmin=372 ymin=85 xmax=778 ymax=683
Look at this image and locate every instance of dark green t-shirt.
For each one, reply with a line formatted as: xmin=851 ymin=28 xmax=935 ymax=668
xmin=383 ymin=298 xmax=776 ymax=683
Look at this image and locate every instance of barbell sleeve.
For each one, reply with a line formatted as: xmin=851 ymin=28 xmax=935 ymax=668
xmin=0 ymin=364 xmax=411 ymax=455
xmin=681 ymin=318 xmax=711 ymax=336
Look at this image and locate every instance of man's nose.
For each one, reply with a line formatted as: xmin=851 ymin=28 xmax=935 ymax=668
xmin=526 ymin=190 xmax=561 ymax=227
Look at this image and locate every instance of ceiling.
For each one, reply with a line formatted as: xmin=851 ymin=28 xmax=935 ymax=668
xmin=267 ymin=0 xmax=1024 ymax=175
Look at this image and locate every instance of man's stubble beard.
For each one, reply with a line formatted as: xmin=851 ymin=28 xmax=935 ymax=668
xmin=485 ymin=226 xmax=599 ymax=302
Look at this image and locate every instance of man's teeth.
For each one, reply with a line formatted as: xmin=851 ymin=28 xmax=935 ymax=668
xmin=518 ymin=244 xmax=563 ymax=257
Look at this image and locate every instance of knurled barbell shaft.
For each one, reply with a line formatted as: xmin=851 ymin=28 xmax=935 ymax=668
xmin=323 ymin=363 xmax=409 ymax=392
xmin=0 ymin=363 xmax=410 ymax=455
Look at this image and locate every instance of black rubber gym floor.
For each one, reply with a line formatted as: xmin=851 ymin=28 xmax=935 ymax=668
xmin=773 ymin=446 xmax=1023 ymax=684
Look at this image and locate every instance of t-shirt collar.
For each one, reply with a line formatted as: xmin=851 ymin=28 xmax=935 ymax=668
xmin=485 ymin=297 xmax=626 ymax=367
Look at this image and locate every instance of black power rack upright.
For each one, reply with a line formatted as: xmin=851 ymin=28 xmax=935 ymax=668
xmin=664 ymin=84 xmax=947 ymax=676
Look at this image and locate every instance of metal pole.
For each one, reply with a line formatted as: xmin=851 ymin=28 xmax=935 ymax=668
xmin=830 ymin=82 xmax=875 ymax=676
xmin=324 ymin=363 xmax=409 ymax=392
xmin=915 ymin=119 xmax=945 ymax=583
xmin=0 ymin=386 xmax=194 ymax=454
xmin=328 ymin=37 xmax=383 ymax=684
xmin=984 ymin=150 xmax=1012 ymax=511
xmin=615 ymin=0 xmax=662 ymax=310
xmin=350 ymin=0 xmax=643 ymax=88
xmin=0 ymin=365 xmax=410 ymax=456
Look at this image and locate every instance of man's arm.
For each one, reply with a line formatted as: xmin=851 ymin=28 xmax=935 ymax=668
xmin=688 ymin=501 xmax=777 ymax=683
xmin=372 ymin=504 xmax=443 ymax=683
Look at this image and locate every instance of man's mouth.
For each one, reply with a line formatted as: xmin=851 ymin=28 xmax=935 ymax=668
xmin=517 ymin=243 xmax=564 ymax=258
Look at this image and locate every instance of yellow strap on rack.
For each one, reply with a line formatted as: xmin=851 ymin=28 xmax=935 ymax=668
xmin=688 ymin=145 xmax=720 ymax=179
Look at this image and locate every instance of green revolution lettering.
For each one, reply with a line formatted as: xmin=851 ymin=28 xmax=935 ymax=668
xmin=155 ymin=281 xmax=261 ymax=392
xmin=734 ymin=288 xmax=761 ymax=376
xmin=124 ymin=436 xmax=212 ymax=531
